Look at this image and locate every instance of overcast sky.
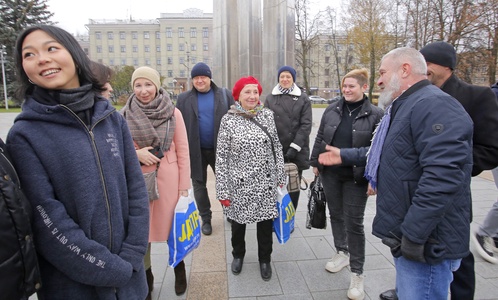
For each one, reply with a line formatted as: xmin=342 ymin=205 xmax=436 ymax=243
xmin=47 ymin=0 xmax=342 ymax=35
xmin=46 ymin=0 xmax=215 ymax=35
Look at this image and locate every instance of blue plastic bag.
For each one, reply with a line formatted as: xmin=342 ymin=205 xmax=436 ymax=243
xmin=168 ymin=191 xmax=201 ymax=267
xmin=273 ymin=186 xmax=295 ymax=244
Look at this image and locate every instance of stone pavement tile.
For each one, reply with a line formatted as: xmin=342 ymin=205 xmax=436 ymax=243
xmin=272 ymin=237 xmax=316 ymax=261
xmin=186 ymin=271 xmax=228 ymax=300
xmin=363 ymin=268 xmax=397 ymax=300
xmin=305 ymin=236 xmax=334 ymax=259
xmin=371 ymin=242 xmax=395 ymax=266
xmin=312 ymin=290 xmax=357 ymax=300
xmin=256 ymin=293 xmax=314 ymax=300
xmin=364 ymin=254 xmax=394 ymax=271
xmin=191 ymin=211 xmax=227 ymax=273
xmin=273 ymin=261 xmax=310 ymax=295
xmin=297 ymin=259 xmax=350 ymax=292
xmin=227 ymin=262 xmax=282 ymax=297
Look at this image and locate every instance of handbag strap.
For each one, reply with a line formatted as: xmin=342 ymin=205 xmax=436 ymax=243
xmin=248 ymin=118 xmax=276 ymax=162
xmin=160 ymin=119 xmax=170 ymax=152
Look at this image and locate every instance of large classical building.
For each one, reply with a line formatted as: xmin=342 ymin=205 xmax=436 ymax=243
xmin=86 ymin=8 xmax=213 ymax=96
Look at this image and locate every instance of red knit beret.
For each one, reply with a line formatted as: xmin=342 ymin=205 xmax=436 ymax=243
xmin=232 ymin=76 xmax=263 ymax=101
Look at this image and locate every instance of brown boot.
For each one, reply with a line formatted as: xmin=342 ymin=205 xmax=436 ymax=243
xmin=174 ymin=260 xmax=187 ymax=295
xmin=145 ymin=267 xmax=154 ymax=300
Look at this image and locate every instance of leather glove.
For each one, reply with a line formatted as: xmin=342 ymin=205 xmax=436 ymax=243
xmin=285 ymin=148 xmax=298 ymax=160
xmin=401 ymin=235 xmax=426 ymax=263
xmin=219 ymin=199 xmax=230 ymax=207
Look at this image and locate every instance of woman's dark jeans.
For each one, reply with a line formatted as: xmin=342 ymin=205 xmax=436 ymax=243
xmin=320 ymin=170 xmax=368 ymax=274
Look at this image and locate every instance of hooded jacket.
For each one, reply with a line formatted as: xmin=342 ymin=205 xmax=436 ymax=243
xmin=7 ymin=96 xmax=149 ymax=299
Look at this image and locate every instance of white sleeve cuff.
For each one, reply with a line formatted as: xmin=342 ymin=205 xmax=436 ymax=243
xmin=290 ymin=143 xmax=301 ymax=152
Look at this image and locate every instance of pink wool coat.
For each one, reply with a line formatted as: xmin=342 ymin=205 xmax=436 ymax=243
xmin=138 ymin=108 xmax=191 ymax=241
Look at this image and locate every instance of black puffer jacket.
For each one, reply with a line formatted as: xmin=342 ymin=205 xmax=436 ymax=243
xmin=310 ymin=97 xmax=384 ymax=184
xmin=0 ymin=138 xmax=41 ymax=299
xmin=264 ymin=84 xmax=312 ymax=170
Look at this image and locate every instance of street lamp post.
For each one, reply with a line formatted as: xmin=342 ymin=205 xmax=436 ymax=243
xmin=1 ymin=45 xmax=8 ymax=110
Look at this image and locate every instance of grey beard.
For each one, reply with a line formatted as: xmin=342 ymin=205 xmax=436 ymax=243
xmin=379 ymin=74 xmax=401 ymax=107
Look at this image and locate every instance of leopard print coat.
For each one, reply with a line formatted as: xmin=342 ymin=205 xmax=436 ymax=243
xmin=215 ymin=108 xmax=286 ymax=224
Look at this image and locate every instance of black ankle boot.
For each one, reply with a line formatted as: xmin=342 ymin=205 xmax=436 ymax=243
xmin=145 ymin=267 xmax=153 ymax=299
xmin=174 ymin=260 xmax=187 ymax=295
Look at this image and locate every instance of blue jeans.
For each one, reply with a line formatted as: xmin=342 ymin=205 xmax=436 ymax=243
xmin=395 ymin=256 xmax=461 ymax=300
xmin=320 ymin=171 xmax=368 ymax=274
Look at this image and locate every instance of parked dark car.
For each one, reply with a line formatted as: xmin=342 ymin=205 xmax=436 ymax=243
xmin=327 ymin=96 xmax=341 ymax=104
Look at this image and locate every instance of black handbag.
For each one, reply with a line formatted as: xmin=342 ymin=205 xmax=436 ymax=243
xmin=306 ymin=175 xmax=327 ymax=229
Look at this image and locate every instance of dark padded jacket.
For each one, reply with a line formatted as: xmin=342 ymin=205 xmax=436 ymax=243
xmin=441 ymin=74 xmax=498 ymax=176
xmin=372 ymin=81 xmax=473 ymax=264
xmin=310 ymin=96 xmax=384 ymax=184
xmin=264 ymin=85 xmax=312 ymax=170
xmin=0 ymin=138 xmax=41 ymax=299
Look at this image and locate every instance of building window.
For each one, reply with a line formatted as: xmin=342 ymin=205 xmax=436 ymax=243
xmin=132 ymin=32 xmax=138 ymax=39
xmin=179 ymin=43 xmax=185 ymax=51
xmin=121 ymin=59 xmax=126 ymax=65
xmin=337 ymin=44 xmax=343 ymax=51
xmin=166 ymin=28 xmax=172 ymax=38
xmin=191 ymin=57 xmax=197 ymax=64
xmin=133 ymin=59 xmax=138 ymax=66
xmin=108 ymin=46 xmax=114 ymax=53
xmin=190 ymin=27 xmax=197 ymax=38
xmin=168 ymin=70 xmax=173 ymax=77
xmin=133 ymin=45 xmax=138 ymax=52
xmin=156 ymin=31 xmax=160 ymax=39
xmin=203 ymin=43 xmax=208 ymax=51
xmin=96 ymin=46 xmax=102 ymax=53
xmin=156 ymin=59 xmax=161 ymax=65
xmin=325 ymin=56 xmax=330 ymax=63
xmin=144 ymin=46 xmax=150 ymax=52
xmin=324 ymin=69 xmax=330 ymax=76
xmin=325 ymin=81 xmax=330 ymax=88
xmin=202 ymin=27 xmax=208 ymax=38
xmin=144 ymin=32 xmax=150 ymax=39
xmin=168 ymin=57 xmax=173 ymax=64
xmin=109 ymin=59 xmax=114 ymax=66
xmin=107 ymin=32 xmax=113 ymax=40
xmin=325 ymin=44 xmax=331 ymax=51
xmin=180 ymin=70 xmax=185 ymax=77
xmin=178 ymin=27 xmax=184 ymax=38
xmin=156 ymin=46 xmax=160 ymax=52
xmin=120 ymin=46 xmax=126 ymax=53
xmin=96 ymin=32 xmax=101 ymax=39
xmin=145 ymin=58 xmax=150 ymax=66
xmin=167 ymin=44 xmax=172 ymax=51
xmin=120 ymin=32 xmax=125 ymax=39
xmin=179 ymin=57 xmax=185 ymax=64
xmin=191 ymin=44 xmax=197 ymax=51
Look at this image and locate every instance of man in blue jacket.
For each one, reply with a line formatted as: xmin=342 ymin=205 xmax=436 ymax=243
xmin=320 ymin=47 xmax=474 ymax=299
xmin=379 ymin=41 xmax=498 ymax=300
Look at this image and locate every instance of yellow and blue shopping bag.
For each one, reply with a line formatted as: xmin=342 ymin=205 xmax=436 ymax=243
xmin=273 ymin=185 xmax=295 ymax=244
xmin=167 ymin=191 xmax=201 ymax=267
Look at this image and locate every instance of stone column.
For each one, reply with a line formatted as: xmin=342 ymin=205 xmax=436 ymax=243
xmin=262 ymin=0 xmax=295 ymax=100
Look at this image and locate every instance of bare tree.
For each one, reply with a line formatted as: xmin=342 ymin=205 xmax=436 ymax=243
xmin=294 ymin=0 xmax=322 ymax=94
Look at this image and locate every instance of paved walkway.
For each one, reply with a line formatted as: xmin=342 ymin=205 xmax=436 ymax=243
xmin=3 ymin=111 xmax=497 ymax=300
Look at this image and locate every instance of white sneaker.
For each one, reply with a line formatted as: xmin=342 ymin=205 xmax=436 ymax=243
xmin=325 ymin=251 xmax=350 ymax=273
xmin=347 ymin=273 xmax=365 ymax=300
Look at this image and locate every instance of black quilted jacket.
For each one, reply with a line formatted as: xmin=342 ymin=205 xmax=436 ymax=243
xmin=0 ymin=138 xmax=41 ymax=299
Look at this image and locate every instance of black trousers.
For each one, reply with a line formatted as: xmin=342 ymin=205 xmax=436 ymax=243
xmin=231 ymin=219 xmax=273 ymax=263
xmin=450 ymin=252 xmax=475 ymax=299
xmin=192 ymin=148 xmax=216 ymax=222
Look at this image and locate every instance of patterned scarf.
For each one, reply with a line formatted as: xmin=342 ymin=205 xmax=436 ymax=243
xmin=228 ymin=102 xmax=264 ymax=119
xmin=364 ymin=104 xmax=392 ymax=190
xmin=120 ymin=88 xmax=176 ymax=150
xmin=277 ymin=84 xmax=295 ymax=95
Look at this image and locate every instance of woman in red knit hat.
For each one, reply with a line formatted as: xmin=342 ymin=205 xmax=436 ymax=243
xmin=215 ymin=76 xmax=286 ymax=281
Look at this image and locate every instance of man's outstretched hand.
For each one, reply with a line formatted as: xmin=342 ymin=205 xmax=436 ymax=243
xmin=318 ymin=145 xmax=342 ymax=166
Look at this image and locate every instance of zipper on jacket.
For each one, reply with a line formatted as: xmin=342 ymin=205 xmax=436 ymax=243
xmin=61 ymin=105 xmax=115 ymax=250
